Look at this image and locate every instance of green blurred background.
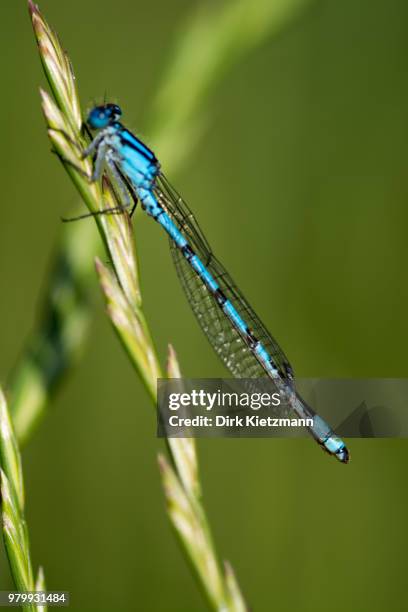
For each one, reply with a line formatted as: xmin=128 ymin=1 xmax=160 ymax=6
xmin=1 ymin=0 xmax=408 ymax=610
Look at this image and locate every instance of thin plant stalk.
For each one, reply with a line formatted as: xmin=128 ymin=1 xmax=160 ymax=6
xmin=29 ymin=2 xmax=246 ymax=609
xmin=0 ymin=388 xmax=46 ymax=612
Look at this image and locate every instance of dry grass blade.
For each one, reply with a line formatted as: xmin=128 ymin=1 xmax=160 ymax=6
xmin=95 ymin=259 xmax=160 ymax=401
xmin=35 ymin=567 xmax=47 ymax=612
xmin=158 ymin=453 xmax=227 ymax=610
xmin=166 ymin=346 xmax=200 ymax=499
xmin=0 ymin=388 xmax=45 ymax=611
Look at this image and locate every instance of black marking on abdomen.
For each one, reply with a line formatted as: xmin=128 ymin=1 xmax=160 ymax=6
xmin=283 ymin=361 xmax=294 ymax=379
xmin=246 ymin=327 xmax=259 ymax=349
xmin=154 ymin=209 xmax=165 ymax=221
xmin=215 ymin=289 xmax=227 ymax=305
xmin=181 ymin=244 xmax=195 ymax=261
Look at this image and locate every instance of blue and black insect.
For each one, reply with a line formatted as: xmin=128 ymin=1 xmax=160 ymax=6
xmin=75 ymin=103 xmax=349 ymax=463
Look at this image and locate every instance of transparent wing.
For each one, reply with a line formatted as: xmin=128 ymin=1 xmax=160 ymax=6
xmin=154 ymin=174 xmax=294 ymax=383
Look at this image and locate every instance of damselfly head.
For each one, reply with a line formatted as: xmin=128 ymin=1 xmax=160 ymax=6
xmin=87 ymin=104 xmax=122 ymax=130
